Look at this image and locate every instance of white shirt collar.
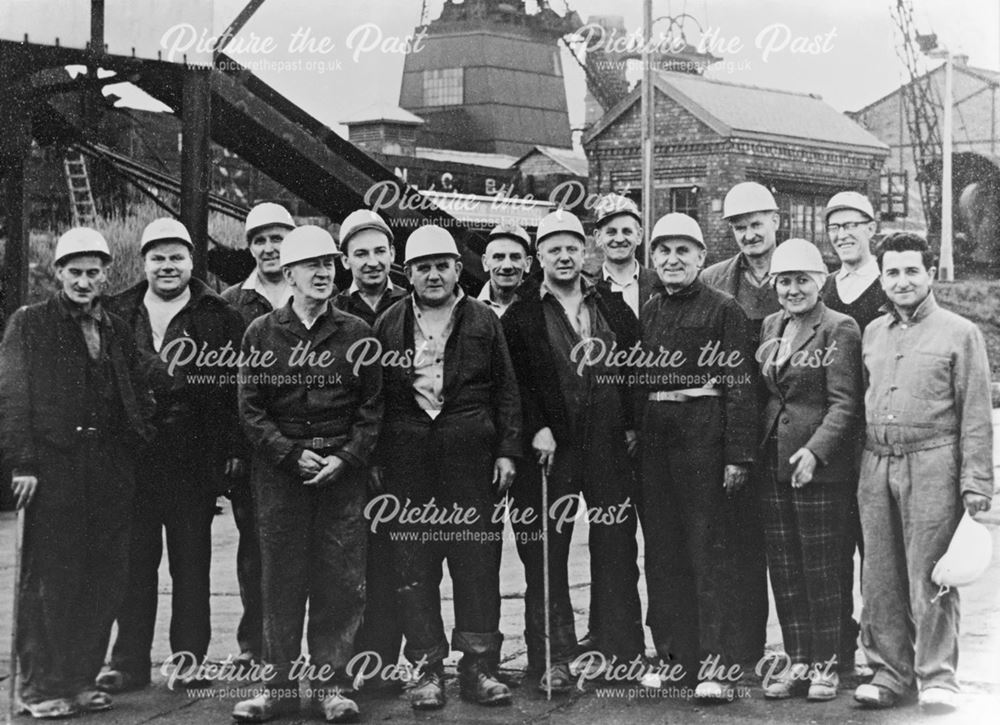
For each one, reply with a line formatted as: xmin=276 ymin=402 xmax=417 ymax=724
xmin=602 ymin=260 xmax=640 ymax=285
xmin=836 ymin=256 xmax=879 ymax=282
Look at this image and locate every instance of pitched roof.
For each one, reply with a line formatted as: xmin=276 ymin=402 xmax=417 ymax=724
xmin=584 ymin=71 xmax=888 ymax=153
xmin=414 ymin=146 xmax=520 ymax=169
xmin=342 ymin=102 xmax=424 ymax=126
xmin=852 ymin=63 xmax=1000 ymax=116
xmin=514 ymin=145 xmax=589 ymax=177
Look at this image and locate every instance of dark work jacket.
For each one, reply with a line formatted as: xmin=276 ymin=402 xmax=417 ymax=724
xmin=109 ymin=278 xmax=246 ymax=468
xmin=638 ymin=278 xmax=758 ymax=465
xmin=502 ymin=282 xmax=638 ymax=447
xmin=373 ymin=294 xmax=522 ymax=461
xmin=239 ymin=300 xmax=383 ymax=472
xmin=221 ymin=280 xmax=279 ymax=327
xmin=0 ymin=295 xmax=155 ymax=471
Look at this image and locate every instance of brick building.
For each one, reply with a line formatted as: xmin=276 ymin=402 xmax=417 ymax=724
xmin=850 ymin=58 xmax=1000 ymax=267
xmin=583 ymin=71 xmax=889 ymax=261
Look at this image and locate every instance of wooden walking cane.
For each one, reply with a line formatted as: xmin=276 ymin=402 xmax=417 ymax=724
xmin=9 ymin=507 xmax=24 ymax=720
xmin=540 ymin=464 xmax=551 ymax=701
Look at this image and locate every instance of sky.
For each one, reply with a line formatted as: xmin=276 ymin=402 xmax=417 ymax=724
xmin=7 ymin=0 xmax=999 ymax=138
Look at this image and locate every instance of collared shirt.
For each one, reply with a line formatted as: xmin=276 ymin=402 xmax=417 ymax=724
xmin=835 ymin=256 xmax=880 ymax=305
xmin=539 ymin=278 xmax=611 ymax=435
xmin=333 ymin=281 xmax=406 ymax=327
xmin=58 ymin=293 xmax=103 ymax=360
xmin=292 ymin=300 xmax=332 ymax=330
xmin=477 ymin=281 xmax=519 ymax=317
xmin=241 ymin=271 xmax=292 ymax=311
xmin=602 ymin=260 xmax=641 ymax=317
xmin=540 ymin=279 xmax=593 ymax=338
xmin=348 ymin=279 xmax=389 ymax=312
xmin=411 ymin=290 xmax=464 ymax=419
xmin=863 ymin=292 xmax=995 ymax=497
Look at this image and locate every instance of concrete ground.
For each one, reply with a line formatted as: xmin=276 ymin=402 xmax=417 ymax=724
xmin=1 ymin=412 xmax=998 ymax=724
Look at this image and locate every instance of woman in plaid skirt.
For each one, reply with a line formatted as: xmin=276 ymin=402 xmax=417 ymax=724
xmin=756 ymin=239 xmax=863 ymax=701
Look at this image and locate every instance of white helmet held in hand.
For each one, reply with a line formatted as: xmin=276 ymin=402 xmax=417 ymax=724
xmin=931 ymin=512 xmax=993 ymax=600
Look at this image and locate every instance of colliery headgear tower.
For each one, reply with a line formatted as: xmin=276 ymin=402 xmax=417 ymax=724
xmin=399 ymin=0 xmax=579 ymax=155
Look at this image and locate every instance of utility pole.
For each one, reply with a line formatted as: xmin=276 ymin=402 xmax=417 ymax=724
xmin=641 ymin=0 xmax=654 ymax=266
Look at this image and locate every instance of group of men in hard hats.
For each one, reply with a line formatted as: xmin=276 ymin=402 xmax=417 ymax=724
xmin=0 ymin=174 xmax=992 ymax=720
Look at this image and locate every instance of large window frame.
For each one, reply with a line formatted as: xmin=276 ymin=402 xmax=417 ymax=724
xmin=423 ymin=68 xmax=464 ymax=106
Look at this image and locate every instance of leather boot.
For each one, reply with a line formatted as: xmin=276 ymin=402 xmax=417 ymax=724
xmin=232 ymin=690 xmax=299 ymax=722
xmin=408 ymin=665 xmax=446 ymax=711
xmin=458 ymin=655 xmax=511 ymax=706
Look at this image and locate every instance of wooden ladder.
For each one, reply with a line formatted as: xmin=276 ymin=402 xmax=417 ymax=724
xmin=64 ymin=148 xmax=99 ymax=227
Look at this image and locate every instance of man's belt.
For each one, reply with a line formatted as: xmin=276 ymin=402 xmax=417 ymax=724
xmin=292 ymin=436 xmax=344 ymax=451
xmin=864 ymin=434 xmax=957 ymax=456
xmin=648 ymin=388 xmax=723 ymax=402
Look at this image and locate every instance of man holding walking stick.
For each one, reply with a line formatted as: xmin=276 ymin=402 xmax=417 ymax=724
xmin=502 ymin=209 xmax=644 ymax=693
xmin=0 ymin=228 xmax=154 ymax=718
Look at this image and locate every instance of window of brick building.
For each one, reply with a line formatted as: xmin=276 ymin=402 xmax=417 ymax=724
xmin=670 ymin=186 xmax=699 ymax=221
xmin=423 ymin=68 xmax=464 ymax=106
xmin=776 ymin=192 xmax=828 ymax=244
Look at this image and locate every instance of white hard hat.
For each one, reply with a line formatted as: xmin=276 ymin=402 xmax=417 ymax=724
xmin=594 ymin=193 xmax=642 ymax=228
xmin=404 ymin=225 xmax=460 ymax=264
xmin=140 ymin=218 xmax=193 ymax=255
xmin=723 ymin=182 xmax=778 ymax=220
xmin=487 ymin=223 xmax=532 ymax=253
xmin=825 ymin=191 xmax=875 ymax=222
xmin=279 ymin=225 xmax=340 ymax=267
xmin=54 ymin=227 xmax=111 ymax=265
xmin=931 ymin=513 xmax=993 ymax=599
xmin=245 ymin=202 xmax=295 ymax=240
xmin=535 ymin=209 xmax=586 ymax=249
xmin=649 ymin=213 xmax=705 ymax=250
xmin=769 ymin=238 xmax=827 ymax=276
xmin=340 ymin=209 xmax=394 ymax=251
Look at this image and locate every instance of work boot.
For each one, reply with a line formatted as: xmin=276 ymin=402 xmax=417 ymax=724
xmin=232 ymin=690 xmax=300 ymax=722
xmin=538 ymin=662 xmax=574 ymax=694
xmin=95 ymin=668 xmax=149 ymax=693
xmin=311 ymin=690 xmax=360 ymax=723
xmin=408 ymin=666 xmax=446 ymax=711
xmin=458 ymin=655 xmax=511 ymax=706
xmin=73 ymin=689 xmax=113 ymax=713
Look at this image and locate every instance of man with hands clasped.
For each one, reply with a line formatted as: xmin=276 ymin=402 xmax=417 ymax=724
xmin=234 ymin=226 xmax=383 ymax=723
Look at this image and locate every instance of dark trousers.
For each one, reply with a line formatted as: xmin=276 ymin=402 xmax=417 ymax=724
xmin=254 ymin=456 xmax=367 ymax=686
xmin=381 ymin=414 xmax=505 ymax=669
xmin=839 ymin=495 xmax=862 ymax=661
xmin=17 ymin=439 xmax=133 ymax=702
xmin=511 ymin=425 xmax=643 ymax=669
xmin=353 ymin=526 xmax=403 ymax=675
xmin=760 ymin=450 xmax=851 ymax=667
xmin=109 ymin=458 xmax=215 ymax=675
xmin=230 ymin=483 xmax=263 ymax=658
xmin=727 ymin=480 xmax=769 ymax=665
xmin=640 ymin=399 xmax=739 ymax=679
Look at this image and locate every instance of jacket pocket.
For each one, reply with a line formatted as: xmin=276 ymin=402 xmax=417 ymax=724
xmin=909 ymin=352 xmax=952 ymax=400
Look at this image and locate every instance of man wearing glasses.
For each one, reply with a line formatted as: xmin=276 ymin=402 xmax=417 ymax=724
xmin=821 ymin=191 xmax=888 ymax=675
